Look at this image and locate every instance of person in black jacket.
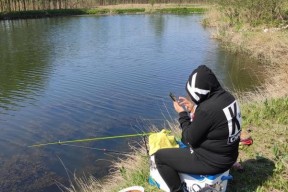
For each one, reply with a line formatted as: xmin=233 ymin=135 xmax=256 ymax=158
xmin=155 ymin=65 xmax=242 ymax=192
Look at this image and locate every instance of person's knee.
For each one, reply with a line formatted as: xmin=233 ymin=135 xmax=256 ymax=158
xmin=154 ymin=150 xmax=161 ymax=164
xmin=154 ymin=149 xmax=166 ymax=165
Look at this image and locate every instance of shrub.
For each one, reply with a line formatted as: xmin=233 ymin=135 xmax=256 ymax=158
xmin=217 ymin=0 xmax=287 ymax=26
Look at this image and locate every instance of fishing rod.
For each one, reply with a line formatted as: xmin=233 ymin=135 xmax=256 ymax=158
xmin=28 ymin=132 xmax=153 ymax=148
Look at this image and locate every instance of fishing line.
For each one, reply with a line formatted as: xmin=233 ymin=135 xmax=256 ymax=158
xmin=58 ymin=143 xmax=130 ymax=154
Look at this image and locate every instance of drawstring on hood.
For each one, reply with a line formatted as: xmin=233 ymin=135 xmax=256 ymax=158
xmin=186 ymin=65 xmax=221 ymax=105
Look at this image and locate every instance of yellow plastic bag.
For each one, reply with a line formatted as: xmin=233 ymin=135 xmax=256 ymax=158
xmin=148 ymin=129 xmax=179 ymax=155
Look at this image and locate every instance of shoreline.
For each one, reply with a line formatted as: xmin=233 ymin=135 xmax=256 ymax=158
xmin=0 ymin=4 xmax=206 ymax=20
xmin=203 ymin=5 xmax=288 ymax=101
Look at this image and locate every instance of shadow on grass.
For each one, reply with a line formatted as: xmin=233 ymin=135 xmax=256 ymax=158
xmin=227 ymin=156 xmax=275 ymax=192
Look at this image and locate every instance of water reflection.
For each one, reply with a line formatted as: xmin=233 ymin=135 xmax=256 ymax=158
xmin=0 ymin=15 xmax=264 ymax=192
xmin=201 ymin=42 xmax=264 ymax=92
xmin=0 ymin=20 xmax=52 ymax=114
xmin=215 ymin=50 xmax=263 ymax=91
xmin=149 ymin=14 xmax=165 ymax=36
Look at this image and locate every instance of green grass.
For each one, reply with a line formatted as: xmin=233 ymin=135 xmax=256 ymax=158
xmin=241 ymin=98 xmax=288 ymax=127
xmin=114 ymin=154 xmax=157 ymax=191
xmin=154 ymin=7 xmax=206 ymax=14
xmin=229 ymin=98 xmax=288 ymax=192
xmin=85 ymin=9 xmax=110 ymax=15
xmin=113 ymin=8 xmax=145 ymax=14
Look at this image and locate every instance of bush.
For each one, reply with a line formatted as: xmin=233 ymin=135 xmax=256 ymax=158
xmin=217 ymin=0 xmax=287 ymax=26
xmin=85 ymin=9 xmax=110 ymax=15
xmin=113 ymin=8 xmax=145 ymax=14
xmin=156 ymin=7 xmax=206 ymax=14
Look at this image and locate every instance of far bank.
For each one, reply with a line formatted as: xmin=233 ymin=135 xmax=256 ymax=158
xmin=0 ymin=4 xmax=207 ymax=20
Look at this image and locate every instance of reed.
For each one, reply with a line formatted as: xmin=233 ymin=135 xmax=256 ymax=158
xmin=216 ymin=0 xmax=287 ymax=27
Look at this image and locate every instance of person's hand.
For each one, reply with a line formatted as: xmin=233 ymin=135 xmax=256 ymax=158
xmin=173 ymin=100 xmax=185 ymax=113
xmin=178 ymin=96 xmax=195 ymax=113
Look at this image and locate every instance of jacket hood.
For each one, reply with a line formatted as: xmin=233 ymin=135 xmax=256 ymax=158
xmin=186 ymin=65 xmax=222 ymax=104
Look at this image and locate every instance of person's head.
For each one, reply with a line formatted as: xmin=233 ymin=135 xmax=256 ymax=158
xmin=185 ymin=65 xmax=221 ymax=105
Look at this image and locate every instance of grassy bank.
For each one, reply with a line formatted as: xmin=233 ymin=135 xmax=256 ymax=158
xmin=203 ymin=1 xmax=288 ymax=100
xmin=234 ymin=98 xmax=288 ymax=191
xmin=0 ymin=4 xmax=207 ymax=20
xmin=64 ymin=97 xmax=288 ymax=191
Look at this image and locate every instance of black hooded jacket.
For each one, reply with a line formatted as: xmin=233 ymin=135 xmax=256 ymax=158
xmin=179 ymin=65 xmax=242 ymax=170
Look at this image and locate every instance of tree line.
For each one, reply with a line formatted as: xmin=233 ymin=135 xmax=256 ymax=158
xmin=0 ymin=0 xmax=209 ymax=12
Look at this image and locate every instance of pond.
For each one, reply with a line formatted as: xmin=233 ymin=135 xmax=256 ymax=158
xmin=0 ymin=14 xmax=263 ymax=192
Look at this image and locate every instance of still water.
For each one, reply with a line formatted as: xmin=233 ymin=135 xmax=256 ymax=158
xmin=0 ymin=14 xmax=262 ymax=191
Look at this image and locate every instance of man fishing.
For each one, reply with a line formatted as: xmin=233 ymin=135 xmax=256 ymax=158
xmin=155 ymin=65 xmax=242 ymax=192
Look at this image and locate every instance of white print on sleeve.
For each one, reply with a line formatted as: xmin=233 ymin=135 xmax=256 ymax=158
xmin=223 ymin=101 xmax=242 ymax=145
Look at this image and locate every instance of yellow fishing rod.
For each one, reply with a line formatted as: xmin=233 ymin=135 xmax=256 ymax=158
xmin=28 ymin=132 xmax=153 ymax=148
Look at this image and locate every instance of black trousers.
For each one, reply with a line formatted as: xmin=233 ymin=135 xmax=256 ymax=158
xmin=154 ymin=148 xmax=224 ymax=192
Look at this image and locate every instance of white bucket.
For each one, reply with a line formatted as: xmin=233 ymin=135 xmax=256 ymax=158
xmin=149 ymin=155 xmax=231 ymax=192
xmin=119 ymin=186 xmax=144 ymax=192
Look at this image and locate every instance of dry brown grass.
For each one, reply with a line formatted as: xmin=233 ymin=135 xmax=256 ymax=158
xmin=204 ymin=7 xmax=288 ymax=102
xmin=238 ymin=63 xmax=288 ymax=103
xmin=258 ymin=64 xmax=288 ymax=99
xmin=220 ymin=31 xmax=288 ymax=66
xmin=202 ymin=5 xmax=223 ymax=27
xmin=234 ymin=31 xmax=288 ymax=102
xmin=61 ymin=143 xmax=149 ymax=192
xmin=98 ymin=146 xmax=148 ymax=192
